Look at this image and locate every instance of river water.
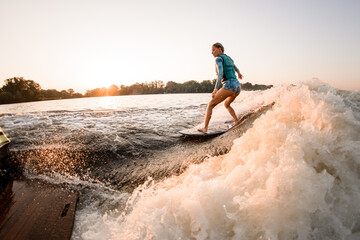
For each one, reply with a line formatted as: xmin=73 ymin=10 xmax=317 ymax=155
xmin=1 ymin=79 xmax=360 ymax=240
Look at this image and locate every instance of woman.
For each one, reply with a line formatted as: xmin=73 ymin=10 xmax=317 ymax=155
xmin=198 ymin=42 xmax=243 ymax=133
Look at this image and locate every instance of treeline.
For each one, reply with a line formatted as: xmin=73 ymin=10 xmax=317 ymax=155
xmin=84 ymin=80 xmax=216 ymax=97
xmin=84 ymin=80 xmax=273 ymax=97
xmin=0 ymin=77 xmax=83 ymax=104
xmin=0 ymin=77 xmax=273 ymax=104
xmin=85 ymin=80 xmax=167 ymax=97
xmin=241 ymin=82 xmax=274 ymax=91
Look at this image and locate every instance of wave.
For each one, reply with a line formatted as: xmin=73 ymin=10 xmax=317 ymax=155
xmin=73 ymin=80 xmax=360 ymax=240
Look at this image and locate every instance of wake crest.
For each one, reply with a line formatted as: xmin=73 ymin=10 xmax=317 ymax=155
xmin=105 ymin=81 xmax=360 ymax=240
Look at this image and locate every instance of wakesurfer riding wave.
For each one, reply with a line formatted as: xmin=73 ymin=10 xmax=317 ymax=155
xmin=198 ymin=42 xmax=244 ymax=133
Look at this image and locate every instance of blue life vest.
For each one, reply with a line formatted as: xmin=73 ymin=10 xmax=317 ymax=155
xmin=219 ymin=54 xmax=237 ymax=81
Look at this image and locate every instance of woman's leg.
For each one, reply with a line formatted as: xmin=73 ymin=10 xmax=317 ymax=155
xmin=224 ymin=92 xmax=240 ymax=124
xmin=198 ymin=88 xmax=235 ymax=132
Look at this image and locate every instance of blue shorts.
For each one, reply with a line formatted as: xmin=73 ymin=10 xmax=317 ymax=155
xmin=222 ymin=80 xmax=241 ymax=94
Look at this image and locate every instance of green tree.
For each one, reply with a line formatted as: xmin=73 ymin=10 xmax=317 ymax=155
xmin=0 ymin=91 xmax=14 ymax=104
xmin=199 ymin=80 xmax=213 ymax=92
xmin=41 ymin=89 xmax=61 ymax=99
xmin=60 ymin=90 xmax=70 ymax=99
xmin=67 ymin=88 xmax=74 ymax=97
xmin=119 ymin=85 xmax=129 ymax=95
xmin=165 ymin=81 xmax=180 ymax=93
xmin=85 ymin=87 xmax=107 ymax=97
xmin=183 ymin=80 xmax=201 ymax=93
xmin=0 ymin=77 xmax=41 ymax=103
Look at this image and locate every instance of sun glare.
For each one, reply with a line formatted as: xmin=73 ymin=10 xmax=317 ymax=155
xmin=76 ymin=47 xmax=162 ymax=93
xmin=78 ymin=56 xmax=121 ymax=91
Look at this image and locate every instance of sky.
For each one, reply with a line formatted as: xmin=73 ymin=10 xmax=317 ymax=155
xmin=0 ymin=0 xmax=359 ymax=93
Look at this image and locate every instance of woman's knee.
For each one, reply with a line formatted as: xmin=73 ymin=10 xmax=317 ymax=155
xmin=224 ymin=97 xmax=235 ymax=109
xmin=224 ymin=101 xmax=231 ymax=109
xmin=208 ymin=100 xmax=218 ymax=109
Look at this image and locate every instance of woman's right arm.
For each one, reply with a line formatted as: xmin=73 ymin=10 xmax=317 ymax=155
xmin=212 ymin=57 xmax=224 ymax=98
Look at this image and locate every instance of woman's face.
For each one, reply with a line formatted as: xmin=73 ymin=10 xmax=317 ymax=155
xmin=211 ymin=46 xmax=222 ymax=57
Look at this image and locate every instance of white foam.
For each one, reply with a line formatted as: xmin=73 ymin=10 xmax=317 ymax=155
xmin=73 ymin=81 xmax=360 ymax=239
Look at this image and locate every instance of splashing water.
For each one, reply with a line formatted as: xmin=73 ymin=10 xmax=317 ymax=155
xmin=72 ymin=80 xmax=360 ymax=240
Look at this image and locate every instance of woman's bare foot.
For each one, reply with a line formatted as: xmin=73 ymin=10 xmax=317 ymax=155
xmin=197 ymin=127 xmax=208 ymax=133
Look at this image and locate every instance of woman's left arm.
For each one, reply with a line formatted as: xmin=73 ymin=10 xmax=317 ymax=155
xmin=234 ymin=65 xmax=243 ymax=80
xmin=215 ymin=57 xmax=224 ymax=90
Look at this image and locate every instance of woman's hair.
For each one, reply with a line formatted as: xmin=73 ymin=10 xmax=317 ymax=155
xmin=212 ymin=42 xmax=224 ymax=52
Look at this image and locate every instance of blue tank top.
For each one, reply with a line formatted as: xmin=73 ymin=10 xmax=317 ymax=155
xmin=214 ymin=54 xmax=241 ymax=89
xmin=219 ymin=54 xmax=237 ymax=81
